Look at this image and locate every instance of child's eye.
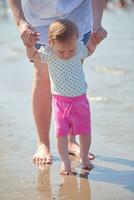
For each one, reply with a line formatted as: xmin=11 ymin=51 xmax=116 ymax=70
xmin=58 ymin=51 xmax=64 ymax=54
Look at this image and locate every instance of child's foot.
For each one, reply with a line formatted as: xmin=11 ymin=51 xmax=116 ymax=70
xmin=32 ymin=144 xmax=52 ymax=164
xmin=68 ymin=142 xmax=95 ymax=160
xmin=82 ymin=159 xmax=94 ymax=171
xmin=60 ymin=163 xmax=73 ymax=176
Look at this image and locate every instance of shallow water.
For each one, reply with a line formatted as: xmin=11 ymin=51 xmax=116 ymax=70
xmin=0 ymin=4 xmax=134 ymax=200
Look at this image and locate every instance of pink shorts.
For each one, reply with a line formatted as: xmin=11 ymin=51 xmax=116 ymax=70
xmin=52 ymin=94 xmax=91 ymax=137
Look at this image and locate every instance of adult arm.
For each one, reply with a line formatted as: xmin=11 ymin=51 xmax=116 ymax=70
xmin=8 ymin=0 xmax=39 ymax=46
xmin=87 ymin=0 xmax=107 ymax=54
xmin=92 ymin=0 xmax=107 ymax=41
xmin=8 ymin=0 xmax=25 ymax=26
xmin=26 ymin=46 xmax=40 ymax=62
xmin=92 ymin=0 xmax=106 ymax=32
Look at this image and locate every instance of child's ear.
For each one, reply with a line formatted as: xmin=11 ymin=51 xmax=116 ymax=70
xmin=48 ymin=38 xmax=55 ymax=47
xmin=48 ymin=39 xmax=51 ymax=45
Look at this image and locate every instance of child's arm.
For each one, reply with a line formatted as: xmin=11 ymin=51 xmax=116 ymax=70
xmin=86 ymin=28 xmax=107 ymax=55
xmin=26 ymin=33 xmax=41 ymax=62
xmin=86 ymin=35 xmax=97 ymax=56
xmin=26 ymin=46 xmax=40 ymax=62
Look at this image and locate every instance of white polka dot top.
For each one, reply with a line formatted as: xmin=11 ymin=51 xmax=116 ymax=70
xmin=38 ymin=41 xmax=89 ymax=97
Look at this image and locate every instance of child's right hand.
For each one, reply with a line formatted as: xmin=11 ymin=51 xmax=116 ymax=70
xmin=18 ymin=20 xmax=40 ymax=47
xmin=26 ymin=31 xmax=40 ymax=47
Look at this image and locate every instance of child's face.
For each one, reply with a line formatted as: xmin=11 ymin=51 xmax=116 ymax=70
xmin=51 ymin=36 xmax=78 ymax=60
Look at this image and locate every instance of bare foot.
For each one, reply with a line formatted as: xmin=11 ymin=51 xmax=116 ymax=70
xmin=68 ymin=142 xmax=95 ymax=160
xmin=60 ymin=163 xmax=73 ymax=176
xmin=82 ymin=158 xmax=94 ymax=171
xmin=32 ymin=144 xmax=52 ymax=165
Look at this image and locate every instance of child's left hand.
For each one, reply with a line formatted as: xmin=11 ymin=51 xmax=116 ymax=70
xmin=86 ymin=36 xmax=97 ymax=55
xmin=91 ymin=25 xmax=107 ymax=45
xmin=87 ymin=25 xmax=107 ymax=55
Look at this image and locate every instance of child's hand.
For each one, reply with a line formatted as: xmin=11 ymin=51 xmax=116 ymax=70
xmin=87 ymin=25 xmax=107 ymax=55
xmin=92 ymin=25 xmax=107 ymax=45
xmin=86 ymin=36 xmax=97 ymax=55
xmin=25 ymin=32 xmax=40 ymax=62
xmin=26 ymin=31 xmax=40 ymax=47
xmin=18 ymin=20 xmax=40 ymax=47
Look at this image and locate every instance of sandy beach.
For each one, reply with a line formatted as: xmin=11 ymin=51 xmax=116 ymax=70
xmin=0 ymin=4 xmax=134 ymax=200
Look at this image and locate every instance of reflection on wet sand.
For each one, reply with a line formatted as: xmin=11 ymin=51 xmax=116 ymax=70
xmin=37 ymin=165 xmax=53 ymax=199
xmin=58 ymin=172 xmax=91 ymax=200
xmin=37 ymin=165 xmax=91 ymax=200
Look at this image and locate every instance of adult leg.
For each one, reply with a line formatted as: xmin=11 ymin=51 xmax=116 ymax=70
xmin=32 ymin=62 xmax=52 ymax=164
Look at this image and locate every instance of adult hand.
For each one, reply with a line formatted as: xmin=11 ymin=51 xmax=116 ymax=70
xmin=91 ymin=24 xmax=107 ymax=45
xmin=87 ymin=25 xmax=107 ymax=55
xmin=18 ymin=20 xmax=40 ymax=47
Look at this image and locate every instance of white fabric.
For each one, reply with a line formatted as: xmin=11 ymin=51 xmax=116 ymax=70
xmin=21 ymin=0 xmax=92 ymax=44
xmin=38 ymin=41 xmax=89 ymax=97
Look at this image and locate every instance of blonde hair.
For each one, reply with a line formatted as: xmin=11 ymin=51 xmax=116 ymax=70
xmin=48 ymin=19 xmax=79 ymax=46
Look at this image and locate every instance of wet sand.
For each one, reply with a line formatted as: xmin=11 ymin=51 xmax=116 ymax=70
xmin=0 ymin=6 xmax=134 ymax=200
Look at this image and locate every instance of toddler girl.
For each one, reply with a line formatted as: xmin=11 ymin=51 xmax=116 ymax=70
xmin=26 ymin=19 xmax=96 ymax=175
